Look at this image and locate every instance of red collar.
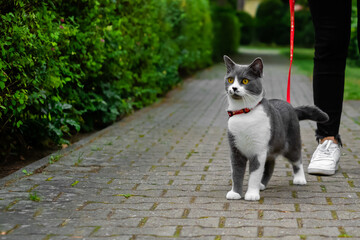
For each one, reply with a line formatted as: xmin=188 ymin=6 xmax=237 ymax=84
xmin=227 ymin=101 xmax=262 ymax=117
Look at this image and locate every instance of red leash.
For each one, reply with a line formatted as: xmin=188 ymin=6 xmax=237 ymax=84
xmin=287 ymin=0 xmax=295 ymax=103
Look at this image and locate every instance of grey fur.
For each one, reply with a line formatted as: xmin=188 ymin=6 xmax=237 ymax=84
xmin=224 ymin=56 xmax=263 ymax=97
xmin=295 ymin=106 xmax=329 ymax=123
xmin=224 ymin=56 xmax=329 ymax=200
xmin=224 ymin=56 xmax=236 ymax=74
xmin=249 ymin=156 xmax=260 ymax=173
xmin=228 ymin=131 xmax=247 ymax=195
xmin=261 ymin=157 xmax=275 ymax=187
xmin=258 ymin=99 xmax=304 ymax=187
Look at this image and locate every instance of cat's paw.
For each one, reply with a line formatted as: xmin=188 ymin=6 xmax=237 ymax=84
xmin=226 ymin=190 xmax=241 ymax=200
xmin=260 ymin=183 xmax=266 ymax=191
xmin=244 ymin=191 xmax=260 ymax=201
xmin=293 ymin=177 xmax=307 ymax=185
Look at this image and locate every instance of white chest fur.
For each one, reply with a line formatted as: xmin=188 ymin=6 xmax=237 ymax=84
xmin=228 ymin=105 xmax=271 ymax=158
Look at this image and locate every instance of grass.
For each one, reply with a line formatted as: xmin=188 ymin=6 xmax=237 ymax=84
xmin=22 ymin=169 xmax=33 ymax=176
xmin=344 ymin=66 xmax=360 ymax=100
xmin=71 ymin=180 xmax=80 ymax=187
xmin=49 ymin=152 xmax=63 ymax=164
xmin=74 ymin=152 xmax=84 ymax=166
xmin=240 ymin=45 xmax=360 ymax=100
xmin=114 ymin=194 xmax=133 ymax=198
xmin=279 ymin=47 xmax=360 ymax=100
xmin=280 ymin=47 xmax=314 ymax=76
xmin=29 ymin=192 xmax=41 ymax=202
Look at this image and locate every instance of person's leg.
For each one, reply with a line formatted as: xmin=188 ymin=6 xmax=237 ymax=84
xmin=307 ymin=0 xmax=351 ymax=175
xmin=308 ymin=0 xmax=351 ymax=144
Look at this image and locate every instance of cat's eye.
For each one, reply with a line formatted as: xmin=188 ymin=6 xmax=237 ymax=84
xmin=228 ymin=77 xmax=234 ymax=84
xmin=242 ymin=78 xmax=249 ymax=85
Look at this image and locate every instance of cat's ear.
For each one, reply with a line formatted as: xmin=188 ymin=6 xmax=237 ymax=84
xmin=249 ymin=57 xmax=263 ymax=78
xmin=224 ymin=55 xmax=236 ymax=74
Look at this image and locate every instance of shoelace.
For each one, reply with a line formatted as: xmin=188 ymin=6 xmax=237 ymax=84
xmin=313 ymin=140 xmax=338 ymax=161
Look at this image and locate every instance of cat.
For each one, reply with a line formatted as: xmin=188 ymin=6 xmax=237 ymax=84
xmin=223 ymin=55 xmax=329 ymax=201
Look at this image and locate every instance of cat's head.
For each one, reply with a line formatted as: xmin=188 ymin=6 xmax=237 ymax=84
xmin=223 ymin=56 xmax=264 ymax=110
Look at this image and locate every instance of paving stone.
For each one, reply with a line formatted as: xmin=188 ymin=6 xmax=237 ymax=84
xmin=1 ymin=50 xmax=360 ymax=239
xmin=93 ymin=226 xmax=177 ymax=237
xmin=145 ymin=217 xmax=219 ymax=228
xmin=180 ymin=226 xmax=258 ymax=238
xmin=262 ymin=226 xmax=340 ymax=237
xmin=343 ymin=227 xmax=360 ymax=237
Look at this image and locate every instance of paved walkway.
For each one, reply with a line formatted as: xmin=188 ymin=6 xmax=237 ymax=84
xmin=1 ymin=50 xmax=360 ymax=240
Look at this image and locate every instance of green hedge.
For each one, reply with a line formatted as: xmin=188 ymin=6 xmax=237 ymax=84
xmin=0 ymin=0 xmax=213 ymax=160
xmin=292 ymin=9 xmax=314 ymax=47
xmin=255 ymin=0 xmax=288 ymax=45
xmin=255 ymin=0 xmax=314 ymax=47
xmin=348 ymin=5 xmax=360 ymax=66
xmin=211 ymin=6 xmax=240 ymax=61
xmin=236 ymin=11 xmax=254 ymax=45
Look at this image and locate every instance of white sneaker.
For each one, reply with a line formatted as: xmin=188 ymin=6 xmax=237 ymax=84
xmin=308 ymin=140 xmax=340 ymax=175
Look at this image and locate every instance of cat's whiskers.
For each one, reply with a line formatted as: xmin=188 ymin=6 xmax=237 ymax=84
xmin=220 ymin=92 xmax=228 ymax=108
xmin=243 ymin=91 xmax=263 ymax=108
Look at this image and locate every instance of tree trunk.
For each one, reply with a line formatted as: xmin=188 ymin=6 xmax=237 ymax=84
xmin=237 ymin=0 xmax=245 ymax=11
xmin=217 ymin=0 xmax=227 ymax=6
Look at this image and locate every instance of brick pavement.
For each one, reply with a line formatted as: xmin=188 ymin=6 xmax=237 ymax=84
xmin=1 ymin=50 xmax=360 ymax=239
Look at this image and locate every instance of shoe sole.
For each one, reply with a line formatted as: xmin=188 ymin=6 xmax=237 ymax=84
xmin=308 ymin=168 xmax=335 ymax=176
xmin=308 ymin=163 xmax=339 ymax=176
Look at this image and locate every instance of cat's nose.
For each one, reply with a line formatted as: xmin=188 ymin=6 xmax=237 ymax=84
xmin=232 ymin=87 xmax=238 ymax=92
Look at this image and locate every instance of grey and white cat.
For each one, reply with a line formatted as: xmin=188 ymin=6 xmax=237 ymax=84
xmin=224 ymin=56 xmax=328 ymax=201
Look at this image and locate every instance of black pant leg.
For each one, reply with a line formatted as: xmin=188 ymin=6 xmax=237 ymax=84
xmin=308 ymin=0 xmax=352 ymax=139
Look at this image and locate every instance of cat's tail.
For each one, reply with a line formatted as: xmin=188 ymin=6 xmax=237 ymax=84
xmin=295 ymin=106 xmax=329 ymax=123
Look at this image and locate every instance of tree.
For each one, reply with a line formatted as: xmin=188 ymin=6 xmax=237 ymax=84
xmin=237 ymin=0 xmax=244 ymax=11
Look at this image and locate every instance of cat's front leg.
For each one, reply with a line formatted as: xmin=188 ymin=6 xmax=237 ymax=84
xmin=245 ymin=153 xmax=266 ymax=201
xmin=226 ymin=190 xmax=241 ymax=200
xmin=226 ymin=150 xmax=247 ymax=200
